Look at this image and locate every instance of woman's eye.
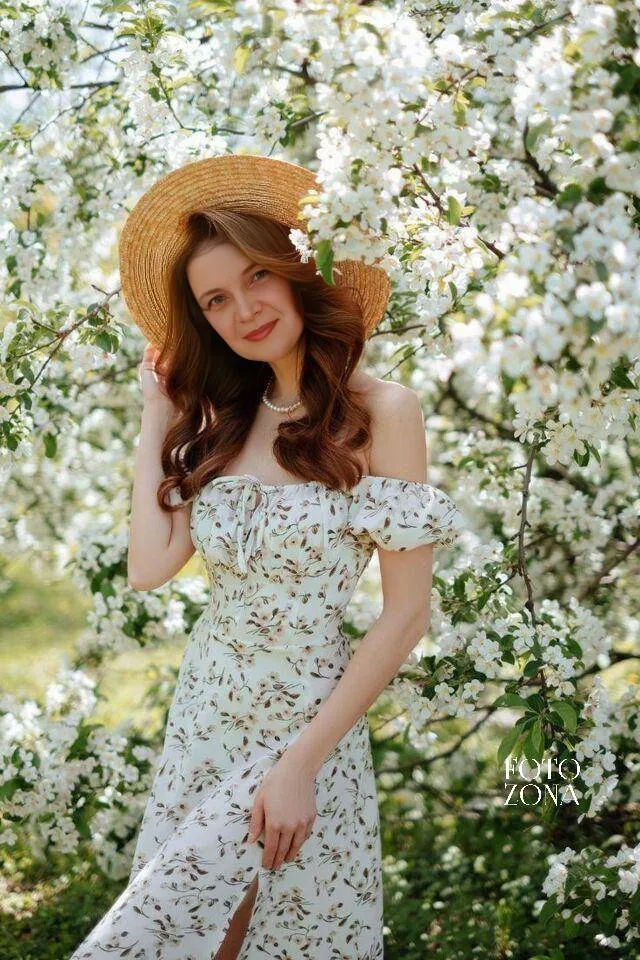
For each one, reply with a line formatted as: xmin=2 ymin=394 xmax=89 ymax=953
xmin=206 ymin=270 xmax=268 ymax=310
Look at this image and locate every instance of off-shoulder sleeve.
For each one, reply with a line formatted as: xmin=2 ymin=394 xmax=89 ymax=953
xmin=349 ymin=476 xmax=463 ymax=551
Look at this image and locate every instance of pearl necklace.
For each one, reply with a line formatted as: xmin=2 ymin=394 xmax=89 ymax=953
xmin=260 ymin=375 xmax=303 ymax=413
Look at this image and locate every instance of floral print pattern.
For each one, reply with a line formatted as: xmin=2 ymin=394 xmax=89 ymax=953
xmin=70 ymin=473 xmax=462 ymax=960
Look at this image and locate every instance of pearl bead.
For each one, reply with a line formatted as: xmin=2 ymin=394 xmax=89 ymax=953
xmin=260 ymin=375 xmax=302 ymax=414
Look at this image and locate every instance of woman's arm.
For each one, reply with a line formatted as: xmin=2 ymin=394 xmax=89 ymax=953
xmin=282 ymin=384 xmax=434 ymax=776
xmin=127 ymin=350 xmax=195 ymax=591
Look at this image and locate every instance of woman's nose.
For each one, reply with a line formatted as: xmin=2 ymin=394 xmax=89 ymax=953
xmin=236 ymin=294 xmax=261 ymax=321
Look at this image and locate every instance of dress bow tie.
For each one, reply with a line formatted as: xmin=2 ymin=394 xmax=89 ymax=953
xmin=235 ymin=478 xmax=268 ymax=575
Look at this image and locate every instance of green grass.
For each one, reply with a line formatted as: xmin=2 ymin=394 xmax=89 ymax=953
xmin=0 ymin=847 xmax=126 ymax=960
xmin=0 ymin=557 xmax=195 ymax=733
xmin=0 ymin=558 xmax=90 ymax=702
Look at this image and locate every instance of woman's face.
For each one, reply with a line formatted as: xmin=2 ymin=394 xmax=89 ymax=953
xmin=186 ymin=241 xmax=304 ymax=360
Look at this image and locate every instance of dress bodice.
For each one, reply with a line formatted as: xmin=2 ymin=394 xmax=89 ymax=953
xmin=188 ymin=473 xmax=461 ymax=567
xmin=180 ymin=474 xmax=463 ymax=649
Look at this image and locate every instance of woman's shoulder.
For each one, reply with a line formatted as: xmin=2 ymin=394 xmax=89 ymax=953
xmin=348 ymin=373 xmax=423 ymax=475
xmin=349 ymin=371 xmax=418 ymax=414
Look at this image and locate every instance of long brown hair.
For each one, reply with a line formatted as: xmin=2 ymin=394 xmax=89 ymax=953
xmin=155 ymin=209 xmax=374 ymax=510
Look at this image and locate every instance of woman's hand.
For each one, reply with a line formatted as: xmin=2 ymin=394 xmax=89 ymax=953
xmin=247 ymin=754 xmax=317 ymax=871
xmin=138 ymin=343 xmax=177 ymax=416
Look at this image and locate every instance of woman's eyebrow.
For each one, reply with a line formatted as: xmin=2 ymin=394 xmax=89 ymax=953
xmin=198 ymin=262 xmax=258 ymax=302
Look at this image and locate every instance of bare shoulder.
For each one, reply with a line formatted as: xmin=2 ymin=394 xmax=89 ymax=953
xmin=349 ymin=373 xmax=427 ymax=479
xmin=350 ymin=371 xmax=420 ymax=418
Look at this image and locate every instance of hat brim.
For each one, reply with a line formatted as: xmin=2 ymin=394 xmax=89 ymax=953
xmin=118 ymin=154 xmax=390 ymax=348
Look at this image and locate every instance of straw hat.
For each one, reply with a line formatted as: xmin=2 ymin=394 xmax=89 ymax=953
xmin=118 ymin=153 xmax=391 ymax=348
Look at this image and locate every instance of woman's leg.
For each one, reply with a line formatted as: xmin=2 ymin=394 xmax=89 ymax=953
xmin=214 ymin=873 xmax=260 ymax=960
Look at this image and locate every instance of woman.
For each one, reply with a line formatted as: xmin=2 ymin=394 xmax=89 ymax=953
xmin=70 ymin=154 xmax=462 ymax=960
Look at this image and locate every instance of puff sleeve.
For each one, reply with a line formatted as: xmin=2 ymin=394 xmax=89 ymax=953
xmin=349 ymin=475 xmax=463 ymax=551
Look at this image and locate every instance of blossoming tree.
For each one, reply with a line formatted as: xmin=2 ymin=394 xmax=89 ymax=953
xmin=1 ymin=0 xmax=639 ymax=954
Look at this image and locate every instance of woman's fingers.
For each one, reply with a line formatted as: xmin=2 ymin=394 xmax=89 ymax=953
xmin=137 ymin=343 xmax=173 ymax=404
xmin=142 ymin=343 xmax=169 ymax=376
xmin=263 ymin=826 xmax=294 ymax=871
xmin=142 ymin=344 xmax=164 ymax=369
xmin=262 ymin=826 xmax=285 ymax=869
xmin=137 ymin=361 xmax=158 ymax=384
xmin=282 ymin=823 xmax=311 ymax=864
xmin=269 ymin=829 xmax=296 ymax=871
xmin=261 ymin=825 xmax=277 ymax=869
xmin=262 ymin=822 xmax=314 ymax=870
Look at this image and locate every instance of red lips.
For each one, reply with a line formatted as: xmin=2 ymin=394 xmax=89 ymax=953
xmin=243 ymin=319 xmax=278 ymax=341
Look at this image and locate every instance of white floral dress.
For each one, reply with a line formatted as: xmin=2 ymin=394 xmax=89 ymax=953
xmin=70 ymin=473 xmax=462 ymax=960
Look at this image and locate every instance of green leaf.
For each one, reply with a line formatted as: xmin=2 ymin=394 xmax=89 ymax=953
xmin=315 ymin=239 xmax=335 ymax=285
xmin=587 ymin=316 xmax=606 ymax=335
xmin=594 ymin=260 xmax=608 ymax=282
xmin=531 ymin=718 xmax=545 ymax=754
xmin=586 ymin=176 xmax=610 ymax=205
xmin=0 ymin=777 xmax=24 ymax=800
xmin=358 ymin=21 xmax=387 ymax=50
xmin=522 ymin=731 xmax=535 ymax=765
xmin=525 ymin=118 xmax=553 ymax=153
xmin=538 ymin=895 xmax=559 ymax=924
xmin=566 ymin=637 xmax=583 ymax=659
xmin=234 ymin=44 xmax=251 ymax=75
xmin=481 ymin=173 xmax=501 ymax=193
xmin=526 ymin=693 xmax=544 ymax=712
xmin=609 ymin=360 xmax=635 ymax=389
xmin=497 ymin=724 xmax=522 ymax=768
xmin=573 ymin=443 xmax=590 ymax=467
xmin=596 ymin=897 xmax=617 ymax=934
xmin=96 ymin=331 xmax=116 ymax=353
xmin=43 ymin=433 xmax=57 ymax=458
xmin=453 ymin=576 xmax=467 ymax=599
xmin=523 ymin=720 xmax=544 ymax=764
xmin=446 ymin=196 xmax=462 ymax=225
xmin=524 ymin=659 xmax=543 ymax=678
xmin=494 ymin=692 xmax=529 ymax=709
xmin=556 ymin=183 xmax=583 ymax=209
xmin=550 ymin=701 xmax=578 ymax=733
xmin=19 ymin=360 xmax=35 ymax=384
xmin=73 ymin=805 xmax=93 ymax=839
xmin=530 ymin=949 xmax=564 ymax=960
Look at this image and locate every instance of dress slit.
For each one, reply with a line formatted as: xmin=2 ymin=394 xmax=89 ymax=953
xmin=214 ymin=870 xmax=260 ymax=960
